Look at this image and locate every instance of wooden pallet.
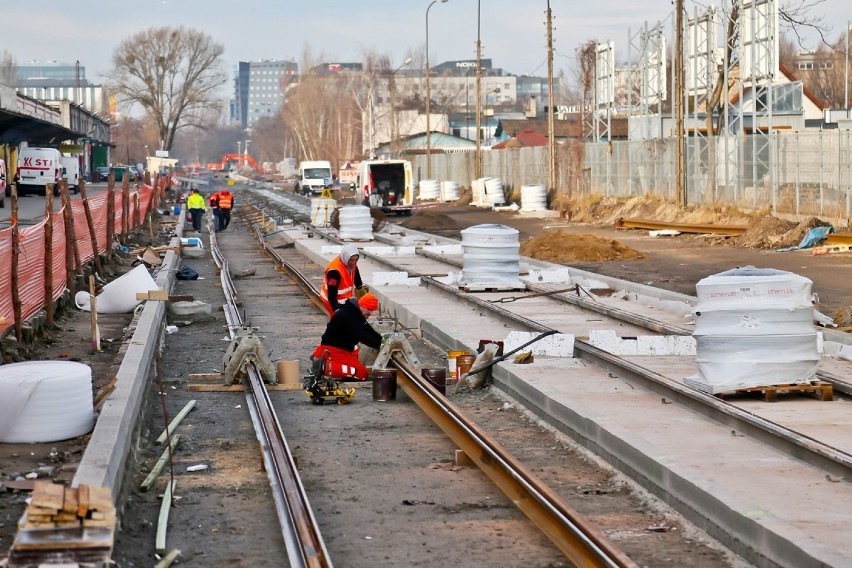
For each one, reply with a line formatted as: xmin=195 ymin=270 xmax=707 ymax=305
xmin=719 ymin=381 xmax=833 ymax=402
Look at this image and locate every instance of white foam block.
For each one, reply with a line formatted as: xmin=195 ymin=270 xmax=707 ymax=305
xmin=503 ymin=331 xmax=575 ymax=357
xmin=522 ymin=267 xmax=574 ymax=284
xmin=362 ymin=246 xmax=417 ymax=256
xmin=371 ymin=272 xmax=421 ymax=287
xmin=422 ymin=244 xmax=463 ymax=255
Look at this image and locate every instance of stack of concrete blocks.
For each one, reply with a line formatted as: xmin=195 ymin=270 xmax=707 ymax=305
xmin=684 ymin=266 xmax=819 ymax=394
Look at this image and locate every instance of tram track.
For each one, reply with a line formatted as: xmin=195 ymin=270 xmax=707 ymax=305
xmin=232 ymin=187 xmax=852 ymax=567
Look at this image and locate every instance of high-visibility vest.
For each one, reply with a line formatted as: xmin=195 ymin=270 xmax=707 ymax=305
xmin=218 ymin=191 xmax=233 ymax=210
xmin=320 ymin=256 xmax=355 ymax=315
xmin=186 ymin=193 xmax=205 ymax=209
xmin=208 ymin=192 xmax=220 ymax=207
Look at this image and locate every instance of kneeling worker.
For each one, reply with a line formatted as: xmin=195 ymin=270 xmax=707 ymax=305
xmin=311 ymin=293 xmax=382 ymax=380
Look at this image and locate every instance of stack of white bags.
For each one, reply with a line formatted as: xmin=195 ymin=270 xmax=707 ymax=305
xmin=684 ymin=266 xmax=819 ymax=394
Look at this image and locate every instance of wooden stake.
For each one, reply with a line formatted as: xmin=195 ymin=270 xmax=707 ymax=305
xmin=106 ymin=174 xmax=115 ymax=263
xmin=43 ymin=183 xmax=55 ymax=328
xmin=89 ymin=274 xmax=100 ymax=352
xmin=10 ymin=181 xmax=22 ymax=343
xmin=140 ymin=434 xmax=181 ymax=492
xmin=78 ymin=179 xmax=103 ymax=277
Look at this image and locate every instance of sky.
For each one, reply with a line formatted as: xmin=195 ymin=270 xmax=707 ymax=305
xmin=5 ymin=0 xmax=852 ymax=90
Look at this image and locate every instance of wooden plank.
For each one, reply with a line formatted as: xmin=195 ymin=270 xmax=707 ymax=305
xmin=187 ymin=372 xmax=224 ymax=381
xmin=136 ymin=290 xmax=170 ymax=301
xmin=156 ymin=400 xmax=197 ymax=445
xmin=2 ymin=479 xmax=36 ymax=491
xmin=187 ymin=383 xmax=303 ymax=392
xmin=62 ymin=488 xmax=79 ymax=514
xmin=31 ymin=481 xmax=65 ymax=511
xmin=77 ymin=484 xmax=90 ymax=518
xmin=156 ymin=481 xmax=177 ymax=555
xmin=140 ymin=434 xmax=181 ymax=492
xmin=86 ymin=486 xmax=114 ymax=512
xmin=13 ymin=525 xmax=114 ymax=550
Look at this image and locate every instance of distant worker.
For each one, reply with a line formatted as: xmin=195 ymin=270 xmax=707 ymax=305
xmin=217 ymin=188 xmax=234 ymax=231
xmin=311 ymin=293 xmax=382 ymax=380
xmin=320 ymin=243 xmax=365 ymax=316
xmin=208 ymin=190 xmax=221 ymax=231
xmin=186 ymin=188 xmax=206 ymax=232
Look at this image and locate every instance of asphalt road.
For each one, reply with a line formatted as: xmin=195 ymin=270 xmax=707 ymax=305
xmin=0 ymin=182 xmax=113 ymax=226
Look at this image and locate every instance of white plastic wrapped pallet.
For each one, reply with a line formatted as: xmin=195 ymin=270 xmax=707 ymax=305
xmin=459 ymin=224 xmax=525 ymax=288
xmin=685 ymin=266 xmax=820 ymax=394
xmin=337 ymin=205 xmax=374 ymax=241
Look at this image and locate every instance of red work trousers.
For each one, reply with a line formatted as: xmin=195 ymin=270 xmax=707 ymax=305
xmin=311 ymin=345 xmax=369 ymax=380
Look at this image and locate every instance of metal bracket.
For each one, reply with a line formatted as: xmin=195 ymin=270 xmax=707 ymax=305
xmin=372 ymin=331 xmax=421 ymax=375
xmin=222 ymin=326 xmax=277 ymax=385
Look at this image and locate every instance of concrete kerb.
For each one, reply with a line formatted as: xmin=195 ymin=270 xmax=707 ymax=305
xmin=73 ymin=211 xmax=184 ymax=499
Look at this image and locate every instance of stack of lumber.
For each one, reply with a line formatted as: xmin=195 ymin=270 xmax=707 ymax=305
xmin=8 ymin=481 xmax=116 ymax=566
xmin=21 ymin=481 xmax=115 ymax=530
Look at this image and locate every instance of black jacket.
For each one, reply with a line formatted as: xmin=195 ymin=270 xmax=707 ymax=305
xmin=319 ymin=298 xmax=382 ymax=352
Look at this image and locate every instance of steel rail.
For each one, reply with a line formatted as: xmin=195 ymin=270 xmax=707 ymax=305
xmin=391 ymin=353 xmax=637 ymax=567
xmin=210 ymin=226 xmax=333 ymax=568
xmin=246 ymin=211 xmax=636 ymax=566
xmin=618 ymin=219 xmax=747 ymax=235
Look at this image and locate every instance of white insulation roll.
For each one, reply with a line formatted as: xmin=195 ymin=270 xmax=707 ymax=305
xmin=484 ymin=178 xmax=505 ymax=206
xmin=0 ymin=361 xmax=94 ymax=443
xmin=338 ymin=205 xmax=374 ymax=241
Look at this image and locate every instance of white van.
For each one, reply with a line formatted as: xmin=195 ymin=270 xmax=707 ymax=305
xmin=61 ymin=156 xmax=81 ymax=194
xmin=297 ymin=160 xmax=333 ymax=196
xmin=16 ymin=147 xmax=62 ymax=196
xmin=356 ymin=158 xmax=414 ymax=215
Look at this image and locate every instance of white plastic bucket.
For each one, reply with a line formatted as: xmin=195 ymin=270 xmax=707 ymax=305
xmin=0 ymin=361 xmax=94 ymax=443
xmin=75 ymin=264 xmax=158 ymax=313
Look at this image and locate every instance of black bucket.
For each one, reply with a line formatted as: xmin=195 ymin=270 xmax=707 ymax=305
xmin=371 ymin=368 xmax=397 ymax=401
xmin=421 ymin=366 xmax=446 ymax=395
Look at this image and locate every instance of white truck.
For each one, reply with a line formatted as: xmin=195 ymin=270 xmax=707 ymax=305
xmin=297 ymin=160 xmax=333 ymax=196
xmin=356 ymin=158 xmax=414 ymax=215
xmin=61 ymin=156 xmax=81 ymax=194
xmin=16 ymin=147 xmax=62 ymax=196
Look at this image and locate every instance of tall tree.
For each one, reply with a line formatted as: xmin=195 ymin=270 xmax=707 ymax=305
xmin=109 ymin=26 xmax=226 ymax=152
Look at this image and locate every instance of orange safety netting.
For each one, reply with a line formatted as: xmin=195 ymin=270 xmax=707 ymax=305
xmin=0 ymin=183 xmax=161 ymax=335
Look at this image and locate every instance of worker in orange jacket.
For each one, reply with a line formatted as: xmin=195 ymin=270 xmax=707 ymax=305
xmin=217 ymin=189 xmax=234 ymax=232
xmin=208 ymin=190 xmax=221 ymax=231
xmin=320 ymin=243 xmax=365 ymax=317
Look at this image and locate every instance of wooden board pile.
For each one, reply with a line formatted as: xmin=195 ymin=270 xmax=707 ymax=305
xmin=7 ymin=481 xmax=116 ymax=567
xmin=22 ymin=481 xmax=115 ymax=530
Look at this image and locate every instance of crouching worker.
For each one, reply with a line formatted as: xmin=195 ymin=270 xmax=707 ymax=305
xmin=311 ymin=293 xmax=382 ymax=380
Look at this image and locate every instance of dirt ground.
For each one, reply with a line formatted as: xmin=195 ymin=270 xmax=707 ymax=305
xmin=3 ymin=189 xmax=849 ymax=566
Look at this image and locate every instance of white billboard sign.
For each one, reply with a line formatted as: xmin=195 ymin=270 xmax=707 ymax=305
xmin=595 ymin=41 xmax=615 ymax=107
xmin=739 ymin=0 xmax=778 ymax=84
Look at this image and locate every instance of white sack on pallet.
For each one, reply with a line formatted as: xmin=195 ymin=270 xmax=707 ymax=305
xmin=689 ymin=267 xmax=820 ymax=394
xmin=686 ymin=334 xmax=820 ymax=394
xmin=695 ymin=266 xmax=814 ymax=310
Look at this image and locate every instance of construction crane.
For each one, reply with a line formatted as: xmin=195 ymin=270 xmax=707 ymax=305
xmin=207 ymin=153 xmax=264 ymax=174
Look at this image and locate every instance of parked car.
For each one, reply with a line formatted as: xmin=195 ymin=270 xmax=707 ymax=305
xmin=0 ymin=158 xmax=7 ymax=207
xmin=95 ymin=166 xmax=110 ymax=182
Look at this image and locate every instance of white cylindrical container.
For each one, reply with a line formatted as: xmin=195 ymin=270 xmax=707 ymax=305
xmin=484 ymin=178 xmax=506 ymax=207
xmin=418 ymin=179 xmax=440 ymax=200
xmin=338 ymin=205 xmax=374 ymax=241
xmin=460 ymin=224 xmax=524 ymax=287
xmin=520 ymin=184 xmax=548 ymax=211
xmin=310 ymin=197 xmax=337 ymax=227
xmin=440 ymin=180 xmax=460 ymax=202
xmin=0 ymin=361 xmax=94 ymax=443
xmin=471 ymin=178 xmax=489 ymax=207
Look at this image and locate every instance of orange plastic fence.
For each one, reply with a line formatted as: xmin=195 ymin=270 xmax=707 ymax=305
xmin=0 ymin=183 xmax=160 ymax=335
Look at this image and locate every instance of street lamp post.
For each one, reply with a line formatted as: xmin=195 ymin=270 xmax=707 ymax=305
xmin=389 ymin=58 xmax=412 ymax=158
xmin=426 ymin=0 xmax=449 ymax=179
xmin=244 ymin=140 xmax=251 ymax=168
xmin=474 ymin=0 xmax=483 ymax=179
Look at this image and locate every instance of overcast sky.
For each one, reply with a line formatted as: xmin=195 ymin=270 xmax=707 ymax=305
xmin=5 ymin=0 xmax=851 ymax=86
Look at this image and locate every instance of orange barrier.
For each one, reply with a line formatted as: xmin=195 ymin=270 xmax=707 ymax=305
xmin=0 ymin=182 xmax=161 ymax=336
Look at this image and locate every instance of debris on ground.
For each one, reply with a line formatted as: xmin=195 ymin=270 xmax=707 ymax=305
xmin=521 ymin=230 xmax=644 ymax=263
